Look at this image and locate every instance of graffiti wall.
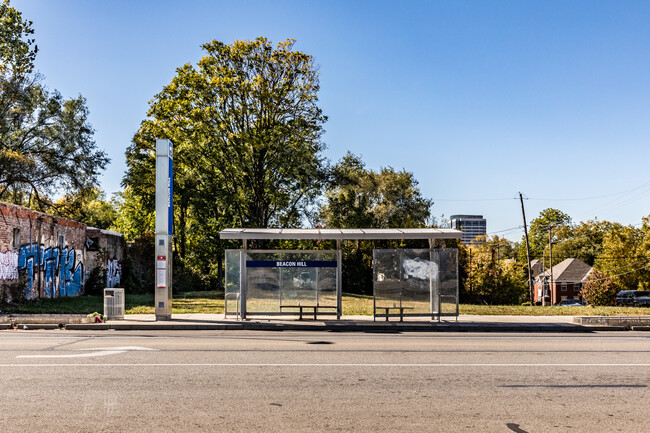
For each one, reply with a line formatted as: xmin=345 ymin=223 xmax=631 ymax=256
xmin=0 ymin=251 xmax=19 ymax=280
xmin=107 ymin=258 xmax=121 ymax=288
xmin=16 ymin=243 xmax=84 ymax=298
xmin=0 ymin=243 xmax=84 ymax=299
xmin=0 ymin=202 xmax=126 ymax=300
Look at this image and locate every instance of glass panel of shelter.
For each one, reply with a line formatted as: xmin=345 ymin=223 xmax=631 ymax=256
xmin=234 ymin=250 xmax=337 ymax=317
xmin=224 ymin=249 xmax=242 ymax=318
xmin=373 ymin=248 xmax=458 ymax=320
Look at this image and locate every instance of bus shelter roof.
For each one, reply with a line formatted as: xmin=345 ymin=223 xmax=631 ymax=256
xmin=219 ymin=228 xmax=462 ymax=241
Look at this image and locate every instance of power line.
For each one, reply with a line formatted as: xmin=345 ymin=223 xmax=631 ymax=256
xmin=595 ymin=257 xmax=650 ymax=272
xmin=485 ymin=226 xmax=523 ymax=236
xmin=528 ymin=180 xmax=650 ymax=202
xmin=435 ymin=181 xmax=650 ymax=203
xmin=587 ymin=262 xmax=650 ymax=282
xmin=434 ymin=197 xmax=516 ymax=202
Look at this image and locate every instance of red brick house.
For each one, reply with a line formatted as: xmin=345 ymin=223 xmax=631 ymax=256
xmin=533 ymin=258 xmax=593 ymax=305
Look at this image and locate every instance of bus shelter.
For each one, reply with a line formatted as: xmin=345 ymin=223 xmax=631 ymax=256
xmin=220 ymin=228 xmax=461 ymax=320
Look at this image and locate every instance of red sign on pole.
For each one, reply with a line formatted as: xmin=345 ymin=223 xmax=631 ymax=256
xmin=156 ymin=256 xmax=167 ymax=288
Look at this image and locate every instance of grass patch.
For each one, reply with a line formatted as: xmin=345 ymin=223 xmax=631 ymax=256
xmin=3 ymin=291 xmax=650 ymax=317
xmin=1 ymin=296 xmax=104 ymax=314
xmin=458 ymin=304 xmax=650 ymax=316
xmin=342 ymin=293 xmax=374 ymax=316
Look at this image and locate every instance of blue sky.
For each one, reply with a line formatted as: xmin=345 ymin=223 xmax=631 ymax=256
xmin=15 ymin=0 xmax=650 ymax=239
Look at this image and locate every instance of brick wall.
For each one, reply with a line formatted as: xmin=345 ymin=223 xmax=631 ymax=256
xmin=0 ymin=202 xmax=124 ymax=300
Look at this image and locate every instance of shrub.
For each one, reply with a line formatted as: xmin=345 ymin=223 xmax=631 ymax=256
xmin=84 ymin=266 xmax=107 ymax=296
xmin=580 ymin=270 xmax=617 ymax=306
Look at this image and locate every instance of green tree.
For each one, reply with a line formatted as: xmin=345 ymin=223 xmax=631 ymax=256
xmin=320 ymin=152 xmax=432 ymax=229
xmin=0 ymin=0 xmax=108 ymax=208
xmin=111 ymin=187 xmax=155 ymax=242
xmin=580 ymin=269 xmax=617 ymax=306
xmin=53 ymin=188 xmax=118 ymax=229
xmin=121 ymin=37 xmax=328 ymax=288
xmin=319 ymin=153 xmax=434 ymax=294
xmin=595 ymin=221 xmax=650 ymax=291
xmin=519 ymin=208 xmax=571 ymax=262
xmin=462 ymin=237 xmax=527 ymax=305
xmin=551 ymin=220 xmax=612 ymax=266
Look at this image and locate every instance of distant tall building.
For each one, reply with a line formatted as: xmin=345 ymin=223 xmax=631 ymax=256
xmin=450 ymin=215 xmax=487 ymax=245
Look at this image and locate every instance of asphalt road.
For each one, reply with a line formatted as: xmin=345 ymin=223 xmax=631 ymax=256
xmin=1 ymin=330 xmax=650 ymax=432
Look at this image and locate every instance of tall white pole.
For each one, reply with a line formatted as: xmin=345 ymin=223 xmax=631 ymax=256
xmin=155 ymin=139 xmax=173 ymax=320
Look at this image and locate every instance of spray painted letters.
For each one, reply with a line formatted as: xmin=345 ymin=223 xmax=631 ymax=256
xmin=107 ymin=258 xmax=121 ymax=288
xmin=17 ymin=243 xmax=84 ymax=298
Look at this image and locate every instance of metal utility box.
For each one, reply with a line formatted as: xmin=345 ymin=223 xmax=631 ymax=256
xmin=104 ymin=288 xmax=125 ymax=320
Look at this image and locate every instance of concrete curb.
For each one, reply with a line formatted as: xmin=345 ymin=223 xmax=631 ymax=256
xmin=10 ymin=324 xmax=63 ymax=330
xmin=0 ymin=314 xmax=89 ymax=325
xmin=0 ymin=314 xmax=640 ymax=332
xmin=575 ymin=316 xmax=650 ymax=328
xmin=59 ymin=322 xmax=619 ymax=333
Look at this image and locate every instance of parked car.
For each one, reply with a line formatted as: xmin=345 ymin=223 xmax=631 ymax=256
xmin=555 ymin=299 xmax=583 ymax=307
xmin=615 ymin=290 xmax=650 ymax=307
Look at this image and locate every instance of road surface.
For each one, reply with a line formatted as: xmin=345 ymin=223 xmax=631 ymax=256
xmin=1 ymin=330 xmax=649 ymax=432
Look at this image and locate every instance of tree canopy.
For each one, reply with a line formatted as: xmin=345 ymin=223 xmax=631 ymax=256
xmin=517 ymin=208 xmax=650 ymax=304
xmin=523 ymin=208 xmax=572 ymax=260
xmin=0 ymin=0 xmax=108 ymax=208
xmin=320 ymin=152 xmax=433 ymax=229
xmin=120 ymin=37 xmax=328 ymax=288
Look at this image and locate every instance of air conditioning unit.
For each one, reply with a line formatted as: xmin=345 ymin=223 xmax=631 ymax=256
xmin=104 ymin=288 xmax=125 ymax=320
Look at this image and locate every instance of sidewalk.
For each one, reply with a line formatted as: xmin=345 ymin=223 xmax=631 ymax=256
xmin=2 ymin=313 xmax=647 ymax=332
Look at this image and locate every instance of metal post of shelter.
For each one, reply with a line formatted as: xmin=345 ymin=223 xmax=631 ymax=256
xmin=241 ymin=240 xmax=247 ymax=320
xmin=428 ymin=239 xmax=434 ymax=321
xmin=336 ymin=239 xmax=342 ymax=320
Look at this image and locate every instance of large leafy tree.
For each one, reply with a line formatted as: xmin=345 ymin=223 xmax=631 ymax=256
xmin=518 ymin=208 xmax=572 ymax=262
xmin=461 ymin=237 xmax=527 ymax=305
xmin=121 ymin=37 xmax=328 ymax=288
xmin=53 ymin=188 xmax=118 ymax=230
xmin=0 ymin=0 xmax=108 ymax=208
xmin=319 ymin=153 xmax=434 ymax=294
xmin=595 ymin=220 xmax=650 ymax=291
xmin=320 ymin=152 xmax=433 ymax=229
xmin=551 ymin=220 xmax=613 ymax=266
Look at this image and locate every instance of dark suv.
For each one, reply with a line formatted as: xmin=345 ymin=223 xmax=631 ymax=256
xmin=615 ymin=290 xmax=650 ymax=307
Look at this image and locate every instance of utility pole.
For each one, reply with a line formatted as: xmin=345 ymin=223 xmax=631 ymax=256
xmin=549 ymin=227 xmax=554 ymax=306
xmin=468 ymin=247 xmax=472 ymax=293
xmin=519 ymin=192 xmax=534 ymax=305
xmin=542 ymin=249 xmax=546 ymax=306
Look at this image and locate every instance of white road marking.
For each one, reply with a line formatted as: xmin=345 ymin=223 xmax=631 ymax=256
xmin=16 ymin=346 xmax=157 ymax=359
xmin=3 ymin=363 xmax=650 ymax=367
xmin=77 ymin=346 xmax=157 ymax=351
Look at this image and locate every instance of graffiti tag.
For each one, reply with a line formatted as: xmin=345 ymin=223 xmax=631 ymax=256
xmin=0 ymin=251 xmax=19 ymax=280
xmin=107 ymin=258 xmax=121 ymax=288
xmin=17 ymin=243 xmax=84 ymax=298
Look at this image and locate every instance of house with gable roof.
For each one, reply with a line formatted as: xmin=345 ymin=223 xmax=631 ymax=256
xmin=533 ymin=258 xmax=593 ymax=305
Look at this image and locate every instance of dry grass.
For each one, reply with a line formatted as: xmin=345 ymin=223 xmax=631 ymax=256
xmin=8 ymin=291 xmax=650 ymax=316
xmin=459 ymin=304 xmax=650 ymax=316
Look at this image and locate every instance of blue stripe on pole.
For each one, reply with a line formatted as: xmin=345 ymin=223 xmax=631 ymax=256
xmin=246 ymin=260 xmax=338 ymax=268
